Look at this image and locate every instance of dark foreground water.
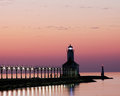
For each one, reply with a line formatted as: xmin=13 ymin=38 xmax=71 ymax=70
xmin=0 ymin=72 xmax=120 ymax=96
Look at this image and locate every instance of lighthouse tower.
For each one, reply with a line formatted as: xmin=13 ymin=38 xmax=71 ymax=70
xmin=62 ymin=45 xmax=80 ymax=77
xmin=67 ymin=44 xmax=74 ymax=61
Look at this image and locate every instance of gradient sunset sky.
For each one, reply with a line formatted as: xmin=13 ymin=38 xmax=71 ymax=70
xmin=0 ymin=0 xmax=120 ymax=72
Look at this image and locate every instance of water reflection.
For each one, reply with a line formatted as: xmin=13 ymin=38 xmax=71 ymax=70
xmin=0 ymin=84 xmax=79 ymax=96
xmin=66 ymin=84 xmax=79 ymax=96
xmin=1 ymin=73 xmax=119 ymax=96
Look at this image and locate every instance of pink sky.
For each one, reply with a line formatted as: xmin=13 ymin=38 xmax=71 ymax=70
xmin=0 ymin=0 xmax=120 ymax=72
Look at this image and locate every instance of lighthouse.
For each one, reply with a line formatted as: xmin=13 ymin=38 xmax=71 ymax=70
xmin=67 ymin=45 xmax=74 ymax=61
xmin=62 ymin=45 xmax=80 ymax=77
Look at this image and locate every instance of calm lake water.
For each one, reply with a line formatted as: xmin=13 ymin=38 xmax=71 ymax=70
xmin=0 ymin=72 xmax=120 ymax=96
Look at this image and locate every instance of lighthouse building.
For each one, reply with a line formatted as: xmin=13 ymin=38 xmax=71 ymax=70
xmin=62 ymin=45 xmax=80 ymax=77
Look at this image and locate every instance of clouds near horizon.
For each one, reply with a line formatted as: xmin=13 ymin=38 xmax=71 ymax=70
xmin=0 ymin=0 xmax=120 ymax=72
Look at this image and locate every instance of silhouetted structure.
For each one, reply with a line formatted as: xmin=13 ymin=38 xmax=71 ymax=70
xmin=62 ymin=45 xmax=80 ymax=77
xmin=0 ymin=46 xmax=113 ymax=91
xmin=0 ymin=65 xmax=62 ymax=79
xmin=101 ymin=64 xmax=104 ymax=77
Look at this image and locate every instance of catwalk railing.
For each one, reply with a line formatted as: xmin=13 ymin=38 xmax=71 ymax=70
xmin=0 ymin=66 xmax=62 ymax=79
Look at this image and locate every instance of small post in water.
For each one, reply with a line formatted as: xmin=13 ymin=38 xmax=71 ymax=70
xmin=101 ymin=64 xmax=104 ymax=78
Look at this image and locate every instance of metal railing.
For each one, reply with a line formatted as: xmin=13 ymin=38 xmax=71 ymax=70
xmin=0 ymin=66 xmax=63 ymax=79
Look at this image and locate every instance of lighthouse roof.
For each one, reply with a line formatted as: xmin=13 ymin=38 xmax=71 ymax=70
xmin=68 ymin=44 xmax=73 ymax=50
xmin=68 ymin=44 xmax=73 ymax=48
xmin=62 ymin=60 xmax=79 ymax=69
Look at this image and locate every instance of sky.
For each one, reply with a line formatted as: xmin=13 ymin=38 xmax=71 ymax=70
xmin=0 ymin=0 xmax=120 ymax=72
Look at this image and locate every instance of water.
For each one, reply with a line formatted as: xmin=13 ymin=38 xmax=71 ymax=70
xmin=0 ymin=72 xmax=120 ymax=96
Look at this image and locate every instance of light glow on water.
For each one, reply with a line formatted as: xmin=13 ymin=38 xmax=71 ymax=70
xmin=0 ymin=72 xmax=120 ymax=96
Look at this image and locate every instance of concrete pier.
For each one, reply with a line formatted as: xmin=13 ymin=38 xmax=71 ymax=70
xmin=0 ymin=65 xmax=113 ymax=91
